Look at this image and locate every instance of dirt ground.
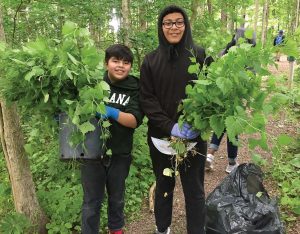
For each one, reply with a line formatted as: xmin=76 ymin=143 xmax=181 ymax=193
xmin=125 ymin=58 xmax=299 ymax=234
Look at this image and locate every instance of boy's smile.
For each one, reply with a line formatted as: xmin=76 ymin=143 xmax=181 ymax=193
xmin=106 ymin=57 xmax=131 ymax=82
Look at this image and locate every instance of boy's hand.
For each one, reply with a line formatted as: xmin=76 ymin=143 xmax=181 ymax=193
xmin=96 ymin=106 xmax=120 ymax=121
xmin=171 ymin=123 xmax=199 ymax=139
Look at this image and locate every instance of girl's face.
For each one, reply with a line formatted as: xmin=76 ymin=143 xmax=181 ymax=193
xmin=162 ymin=12 xmax=185 ymax=44
xmin=106 ymin=57 xmax=131 ymax=83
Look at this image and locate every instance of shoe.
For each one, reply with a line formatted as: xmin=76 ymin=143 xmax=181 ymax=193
xmin=205 ymin=153 xmax=214 ymax=170
xmin=154 ymin=227 xmax=170 ymax=234
xmin=109 ymin=229 xmax=123 ymax=234
xmin=225 ymin=162 xmax=239 ymax=173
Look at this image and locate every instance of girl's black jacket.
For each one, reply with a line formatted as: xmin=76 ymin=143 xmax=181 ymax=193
xmin=139 ymin=5 xmax=212 ymax=139
xmin=104 ymin=72 xmax=143 ymax=156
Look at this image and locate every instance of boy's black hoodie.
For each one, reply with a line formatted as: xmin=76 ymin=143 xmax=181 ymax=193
xmin=104 ymin=72 xmax=143 ymax=156
xmin=140 ymin=5 xmax=211 ymax=138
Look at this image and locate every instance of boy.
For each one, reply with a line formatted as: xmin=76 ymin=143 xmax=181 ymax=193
xmin=81 ymin=44 xmax=143 ymax=234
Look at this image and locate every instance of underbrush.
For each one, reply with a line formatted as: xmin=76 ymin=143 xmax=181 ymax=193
xmin=0 ymin=117 xmax=154 ymax=233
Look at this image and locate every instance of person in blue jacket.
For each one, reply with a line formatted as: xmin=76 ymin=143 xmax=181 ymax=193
xmin=273 ymin=30 xmax=285 ymax=61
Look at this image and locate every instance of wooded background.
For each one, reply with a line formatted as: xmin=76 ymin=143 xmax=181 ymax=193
xmin=0 ymin=0 xmax=299 ymax=233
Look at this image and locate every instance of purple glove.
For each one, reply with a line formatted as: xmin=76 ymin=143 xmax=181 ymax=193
xmin=96 ymin=106 xmax=120 ymax=121
xmin=185 ymin=128 xmax=200 ymax=140
xmin=171 ymin=123 xmax=199 ymax=139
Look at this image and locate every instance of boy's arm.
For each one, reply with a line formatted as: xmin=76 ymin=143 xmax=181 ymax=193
xmin=97 ymin=106 xmax=138 ymax=129
xmin=117 ymin=112 xmax=137 ymax=128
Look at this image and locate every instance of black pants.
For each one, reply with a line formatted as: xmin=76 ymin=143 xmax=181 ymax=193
xmin=80 ymin=154 xmax=131 ymax=234
xmin=210 ymin=131 xmax=238 ymax=160
xmin=148 ymin=136 xmax=207 ymax=234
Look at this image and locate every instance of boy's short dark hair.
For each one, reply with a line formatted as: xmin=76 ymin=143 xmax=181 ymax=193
xmin=105 ymin=44 xmax=133 ymax=64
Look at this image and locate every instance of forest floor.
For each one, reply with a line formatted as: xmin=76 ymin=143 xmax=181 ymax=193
xmin=125 ymin=56 xmax=300 ymax=234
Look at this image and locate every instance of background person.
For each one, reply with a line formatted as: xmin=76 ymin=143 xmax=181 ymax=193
xmin=206 ymin=27 xmax=256 ymax=174
xmin=273 ymin=29 xmax=285 ymax=61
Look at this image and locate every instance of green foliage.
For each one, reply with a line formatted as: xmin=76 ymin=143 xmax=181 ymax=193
xmin=0 ymin=212 xmax=32 ymax=234
xmin=0 ymin=117 xmax=154 ymax=233
xmin=194 ymin=27 xmax=231 ymax=60
xmin=271 ymin=135 xmax=300 ymax=217
xmin=180 ymin=42 xmax=281 ymax=146
xmin=0 ymin=152 xmax=14 ymax=222
xmin=0 ymin=21 xmax=110 ymax=144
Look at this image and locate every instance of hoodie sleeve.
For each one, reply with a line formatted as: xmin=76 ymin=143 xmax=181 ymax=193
xmin=139 ymin=56 xmax=175 ymax=135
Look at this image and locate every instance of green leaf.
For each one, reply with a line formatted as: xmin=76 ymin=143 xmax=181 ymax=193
xmin=64 ymin=223 xmax=72 ymax=229
xmin=292 ymin=207 xmax=300 ymax=215
xmin=290 ymin=154 xmax=300 ymax=169
xmin=188 ymin=64 xmax=199 ymax=74
xmin=102 ymin=120 xmax=111 ymax=128
xmin=78 ymin=28 xmax=90 ymax=37
xmin=163 ymin=168 xmax=173 ymax=177
xmin=248 ymin=133 xmax=268 ymax=150
xmin=62 ymin=21 xmax=77 ymax=35
xmin=67 ymin=52 xmax=79 ymax=65
xmin=277 ymin=134 xmax=293 ymax=146
xmin=44 ymin=93 xmax=49 ymax=103
xmin=106 ymin=149 xmax=112 ymax=156
xmin=24 ymin=144 xmax=34 ymax=155
xmin=225 ymin=116 xmax=244 ymax=144
xmin=66 ymin=69 xmax=73 ymax=80
xmin=100 ymin=81 xmax=110 ymax=91
xmin=270 ymin=93 xmax=289 ymax=106
xmin=79 ymin=121 xmax=95 ymax=135
xmin=193 ymin=79 xmax=212 ymax=85
xmin=24 ymin=66 xmax=44 ymax=81
xmin=81 ymin=47 xmax=101 ymax=69
xmin=216 ymin=77 xmax=233 ymax=95
xmin=10 ymin=58 xmax=27 ymax=65
xmin=251 ymin=153 xmax=267 ymax=166
xmin=64 ymin=99 xmax=76 ymax=105
xmin=96 ymin=103 xmax=106 ymax=114
xmin=189 ymin=57 xmax=196 ymax=63
xmin=245 ymin=29 xmax=254 ymax=40
xmin=209 ymin=115 xmax=225 ymax=138
xmin=0 ymin=42 xmax=6 ymax=51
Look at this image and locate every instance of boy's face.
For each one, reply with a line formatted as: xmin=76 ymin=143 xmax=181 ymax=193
xmin=106 ymin=57 xmax=131 ymax=82
xmin=162 ymin=12 xmax=185 ymax=44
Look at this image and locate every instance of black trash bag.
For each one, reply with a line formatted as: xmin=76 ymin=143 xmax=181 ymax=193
xmin=206 ymin=163 xmax=284 ymax=234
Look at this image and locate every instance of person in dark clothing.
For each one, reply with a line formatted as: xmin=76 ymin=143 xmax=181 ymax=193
xmin=273 ymin=29 xmax=285 ymax=46
xmin=206 ymin=27 xmax=256 ymax=173
xmin=139 ymin=5 xmax=212 ymax=234
xmin=81 ymin=44 xmax=143 ymax=234
xmin=273 ymin=30 xmax=285 ymax=61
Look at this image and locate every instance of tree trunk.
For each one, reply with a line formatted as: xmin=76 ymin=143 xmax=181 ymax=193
xmin=253 ymin=0 xmax=259 ymax=33
xmin=207 ymin=0 xmax=213 ymax=15
xmin=221 ymin=1 xmax=228 ymax=32
xmin=0 ymin=6 xmax=48 ymax=234
xmin=296 ymin=0 xmax=300 ymax=29
xmin=121 ymin=0 xmax=130 ymax=46
xmin=240 ymin=8 xmax=246 ymax=28
xmin=261 ymin=0 xmax=269 ymax=46
xmin=221 ymin=10 xmax=228 ymax=31
xmin=190 ymin=0 xmax=200 ymax=29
